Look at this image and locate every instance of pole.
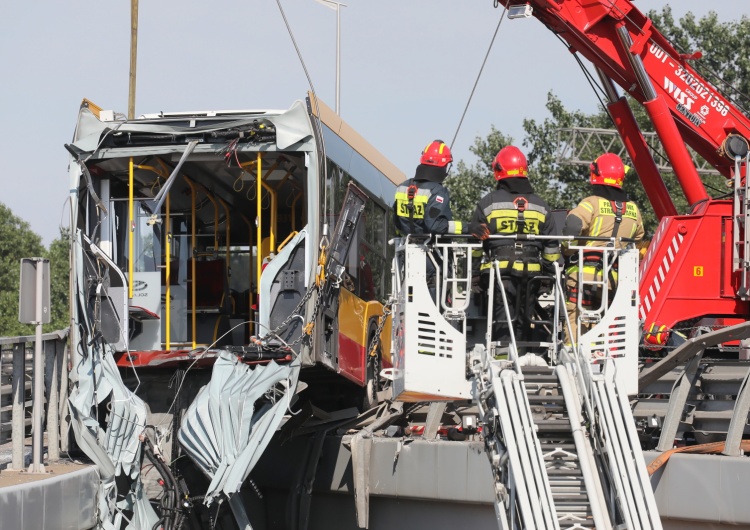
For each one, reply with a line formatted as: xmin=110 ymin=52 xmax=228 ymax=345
xmin=30 ymin=260 xmax=46 ymax=473
xmin=314 ymin=0 xmax=346 ymax=114
xmin=11 ymin=343 xmax=24 ymax=470
xmin=128 ymin=0 xmax=139 ymax=120
xmin=335 ymin=4 xmax=341 ymax=115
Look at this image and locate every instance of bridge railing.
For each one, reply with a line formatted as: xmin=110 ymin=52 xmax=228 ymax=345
xmin=0 ymin=328 xmax=69 ymax=470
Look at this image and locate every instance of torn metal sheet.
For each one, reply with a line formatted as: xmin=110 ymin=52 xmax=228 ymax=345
xmin=68 ymin=230 xmax=158 ymax=530
xmin=70 ymin=99 xmax=313 ymax=155
xmin=178 ymin=351 xmax=301 ymax=507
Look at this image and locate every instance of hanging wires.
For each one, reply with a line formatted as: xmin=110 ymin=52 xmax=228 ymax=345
xmin=274 ymin=0 xmax=329 ymax=242
xmin=450 ymin=3 xmax=508 ymax=150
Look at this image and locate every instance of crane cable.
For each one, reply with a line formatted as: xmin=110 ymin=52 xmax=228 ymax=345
xmin=450 ymin=3 xmax=508 ymax=150
xmin=274 ymin=0 xmax=329 ymax=246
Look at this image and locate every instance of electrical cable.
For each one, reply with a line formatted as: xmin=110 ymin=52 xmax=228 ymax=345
xmin=561 ymin=35 xmax=722 ymax=188
xmin=450 ymin=4 xmax=508 ymax=150
xmin=273 ymin=0 xmax=329 ymax=243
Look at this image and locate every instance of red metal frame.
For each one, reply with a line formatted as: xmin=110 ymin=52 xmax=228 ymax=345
xmin=500 ymin=0 xmax=750 ymax=337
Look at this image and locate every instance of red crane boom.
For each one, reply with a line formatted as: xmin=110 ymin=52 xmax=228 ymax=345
xmin=499 ymin=0 xmax=750 ymax=344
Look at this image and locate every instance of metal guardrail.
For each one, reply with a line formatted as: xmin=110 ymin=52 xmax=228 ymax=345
xmin=0 ymin=328 xmax=69 ymax=470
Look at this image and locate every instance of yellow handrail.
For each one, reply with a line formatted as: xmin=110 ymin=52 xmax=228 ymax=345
xmin=277 ymin=231 xmax=299 ymax=253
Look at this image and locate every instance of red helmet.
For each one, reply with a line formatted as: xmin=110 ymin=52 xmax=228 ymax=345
xmin=420 ymin=140 xmax=453 ymax=168
xmin=493 ymin=146 xmax=528 ymax=180
xmin=590 ymin=153 xmax=628 ymax=188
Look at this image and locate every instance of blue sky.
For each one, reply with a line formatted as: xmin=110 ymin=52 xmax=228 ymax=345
xmin=0 ymin=1 xmax=746 ymax=245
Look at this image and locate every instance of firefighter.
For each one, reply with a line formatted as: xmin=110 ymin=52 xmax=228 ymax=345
xmin=469 ymin=145 xmax=560 ymax=347
xmin=393 ymin=139 xmax=465 ymax=237
xmin=562 ymin=152 xmax=645 ymax=343
xmin=393 ymin=140 xmax=466 ymax=283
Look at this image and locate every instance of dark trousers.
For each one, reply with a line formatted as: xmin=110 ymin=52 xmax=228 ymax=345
xmin=491 ymin=273 xmax=550 ymax=348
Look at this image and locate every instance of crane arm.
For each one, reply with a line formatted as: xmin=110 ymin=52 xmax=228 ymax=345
xmin=501 ymin=0 xmax=749 ymax=206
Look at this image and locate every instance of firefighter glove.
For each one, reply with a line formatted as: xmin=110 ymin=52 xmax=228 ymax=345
xmin=469 ymin=222 xmax=490 ymax=240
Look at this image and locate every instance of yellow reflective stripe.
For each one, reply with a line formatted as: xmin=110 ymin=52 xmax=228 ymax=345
xmin=630 ymin=224 xmax=637 ymax=237
xmin=590 ymin=217 xmax=604 ymax=237
xmin=480 ymin=260 xmax=540 ymax=272
xmin=438 ymin=143 xmax=446 ymax=154
xmin=450 ymin=221 xmax=463 ymax=234
xmin=543 ymin=252 xmax=560 ymax=261
xmin=566 ymin=265 xmax=619 ymax=279
xmin=486 ymin=210 xmax=519 ymax=222
xmin=394 ymin=193 xmax=429 ymax=219
xmin=514 ymin=262 xmax=541 ymax=272
xmin=481 ymin=260 xmax=510 ymax=270
xmin=581 ymin=201 xmax=594 ymax=213
xmin=523 ymin=210 xmax=546 ymax=223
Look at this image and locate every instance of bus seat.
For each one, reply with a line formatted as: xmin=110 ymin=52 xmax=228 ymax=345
xmin=187 ymin=259 xmax=227 ymax=308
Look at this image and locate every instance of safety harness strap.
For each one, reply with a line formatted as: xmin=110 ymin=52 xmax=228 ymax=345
xmin=610 ymin=200 xmax=626 ymax=240
xmin=407 ymin=182 xmax=418 ymax=234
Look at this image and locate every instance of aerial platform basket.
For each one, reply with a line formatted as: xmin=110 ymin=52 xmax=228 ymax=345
xmin=389 ymin=238 xmax=475 ymax=401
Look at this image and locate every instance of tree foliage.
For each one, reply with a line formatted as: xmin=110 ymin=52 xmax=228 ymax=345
xmin=0 ymin=202 xmax=45 ymax=337
xmin=0 ymin=203 xmax=70 ymax=337
xmin=445 ymin=8 xmax=749 ymax=235
xmin=444 ymin=126 xmax=514 ymax=221
xmin=46 ymin=228 xmax=71 ymax=333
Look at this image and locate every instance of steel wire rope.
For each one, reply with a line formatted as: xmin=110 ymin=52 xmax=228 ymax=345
xmin=450 ymin=4 xmax=507 ymax=150
xmin=274 ymin=0 xmax=329 ymax=244
xmin=153 ymin=318 xmax=297 ymax=434
xmin=273 ymin=0 xmax=331 ymax=356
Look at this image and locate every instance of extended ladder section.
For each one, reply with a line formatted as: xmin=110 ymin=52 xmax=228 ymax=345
xmin=733 ymin=153 xmax=750 ymax=300
xmin=390 ymin=236 xmax=662 ymax=530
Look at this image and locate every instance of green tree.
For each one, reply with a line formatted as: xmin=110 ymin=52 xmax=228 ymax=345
xmin=0 ymin=205 xmax=70 ymax=337
xmin=444 ymin=126 xmax=514 ymax=221
xmin=0 ymin=202 xmax=45 ymax=337
xmin=45 ymin=228 xmax=71 ymax=333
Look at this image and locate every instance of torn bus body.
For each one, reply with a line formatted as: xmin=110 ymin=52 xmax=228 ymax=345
xmin=66 ymin=95 xmax=398 ymax=529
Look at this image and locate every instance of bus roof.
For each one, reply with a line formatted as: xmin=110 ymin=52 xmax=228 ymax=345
xmin=308 ymin=92 xmax=406 ymax=187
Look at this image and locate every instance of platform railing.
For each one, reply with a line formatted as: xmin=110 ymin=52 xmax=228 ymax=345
xmin=0 ymin=328 xmax=69 ymax=470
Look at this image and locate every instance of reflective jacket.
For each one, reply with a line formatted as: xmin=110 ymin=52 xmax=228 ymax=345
xmin=564 ymin=194 xmax=645 ymax=248
xmin=393 ymin=179 xmax=464 ymax=236
xmin=471 ymin=178 xmax=560 ymax=271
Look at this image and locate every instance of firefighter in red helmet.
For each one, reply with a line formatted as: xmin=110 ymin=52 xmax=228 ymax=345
xmin=562 ymin=152 xmax=645 ymax=343
xmin=469 ymin=146 xmax=560 ymax=348
xmin=394 ymin=140 xmax=465 ymax=237
xmin=393 ymin=140 xmax=467 ymax=285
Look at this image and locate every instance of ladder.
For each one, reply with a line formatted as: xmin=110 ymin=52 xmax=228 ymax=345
xmin=733 ymin=153 xmax=750 ymax=300
xmin=471 ymin=247 xmax=662 ymax=530
xmin=390 ymin=237 xmax=662 ymax=529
